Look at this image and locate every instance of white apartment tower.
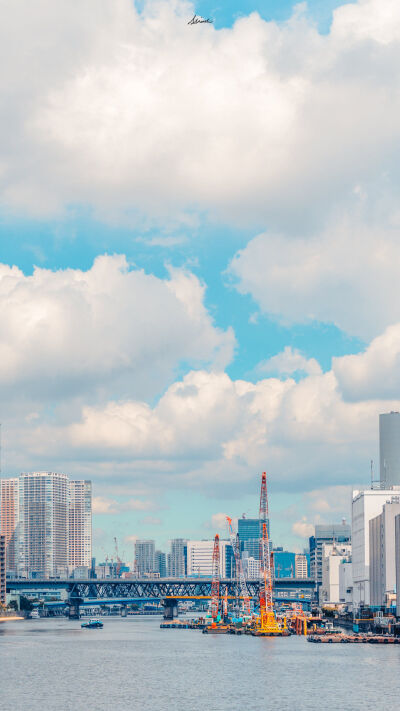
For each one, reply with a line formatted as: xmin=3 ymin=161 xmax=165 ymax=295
xmin=68 ymin=480 xmax=92 ymax=570
xmin=18 ymin=472 xmax=69 ymax=578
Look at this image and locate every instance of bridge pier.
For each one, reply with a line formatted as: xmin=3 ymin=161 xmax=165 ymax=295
xmin=68 ymin=596 xmax=83 ymax=620
xmin=163 ymin=598 xmax=178 ymax=620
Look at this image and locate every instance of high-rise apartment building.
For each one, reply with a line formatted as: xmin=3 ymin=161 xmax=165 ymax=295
xmin=68 ymin=481 xmax=92 ymax=569
xmin=395 ymin=514 xmax=400 ymax=617
xmin=369 ymin=499 xmax=400 ymax=607
xmin=352 ymin=487 xmax=400 ymax=605
xmin=135 ymin=540 xmax=155 ymax=576
xmin=18 ymin=472 xmax=69 ymax=578
xmin=309 ymin=522 xmax=351 ymax=585
xmin=169 ymin=539 xmax=186 ymax=577
xmin=0 ymin=534 xmax=5 ymax=604
xmin=380 ymin=412 xmax=400 ymax=486
xmin=0 ymin=478 xmax=19 ymax=573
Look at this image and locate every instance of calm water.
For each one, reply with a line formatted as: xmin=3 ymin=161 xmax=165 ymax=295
xmin=1 ymin=617 xmax=400 ymax=711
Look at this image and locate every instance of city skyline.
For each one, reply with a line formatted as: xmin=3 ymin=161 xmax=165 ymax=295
xmin=2 ymin=0 xmax=400 ymax=553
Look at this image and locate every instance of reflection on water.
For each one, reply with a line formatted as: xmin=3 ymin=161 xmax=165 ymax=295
xmin=0 ymin=617 xmax=400 ymax=711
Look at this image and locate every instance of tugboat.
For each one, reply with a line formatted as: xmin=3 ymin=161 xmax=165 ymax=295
xmin=81 ymin=618 xmax=103 ymax=629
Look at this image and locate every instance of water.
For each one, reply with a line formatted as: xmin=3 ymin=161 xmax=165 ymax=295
xmin=1 ymin=617 xmax=400 ymax=711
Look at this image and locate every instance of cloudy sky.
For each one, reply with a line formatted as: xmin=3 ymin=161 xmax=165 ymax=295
xmin=1 ymin=0 xmax=399 ymax=560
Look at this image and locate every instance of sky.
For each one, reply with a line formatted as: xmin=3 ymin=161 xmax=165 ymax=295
xmin=1 ymin=0 xmax=400 ymax=562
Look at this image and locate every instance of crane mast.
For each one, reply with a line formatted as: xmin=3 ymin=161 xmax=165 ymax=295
xmin=226 ymin=517 xmax=251 ymax=616
xmin=210 ymin=534 xmax=220 ymax=621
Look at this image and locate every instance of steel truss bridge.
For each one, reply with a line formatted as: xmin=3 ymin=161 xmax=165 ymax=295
xmin=7 ymin=576 xmax=315 ymax=612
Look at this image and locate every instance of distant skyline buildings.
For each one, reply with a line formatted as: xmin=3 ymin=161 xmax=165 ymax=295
xmin=379 ymin=412 xmax=400 ymax=487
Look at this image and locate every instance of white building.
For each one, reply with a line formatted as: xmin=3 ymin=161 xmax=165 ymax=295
xmin=339 ymin=561 xmax=353 ymax=605
xmin=320 ymin=543 xmax=352 ymax=604
xmin=186 ymin=540 xmax=231 ymax=578
xmin=242 ymin=553 xmax=260 ymax=580
xmin=169 ymin=539 xmax=186 ymax=577
xmin=68 ymin=480 xmax=92 ymax=571
xmin=380 ymin=412 xmax=400 ymax=487
xmin=352 ymin=487 xmax=400 ymax=606
xmin=135 ymin=540 xmax=155 ymax=576
xmin=395 ymin=514 xmax=400 ymax=617
xmin=369 ymin=499 xmax=400 ymax=607
xmin=295 ymin=554 xmax=308 ymax=578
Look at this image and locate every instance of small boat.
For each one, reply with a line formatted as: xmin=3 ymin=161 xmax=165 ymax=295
xmin=30 ymin=609 xmax=40 ymax=619
xmin=81 ymin=618 xmax=103 ymax=629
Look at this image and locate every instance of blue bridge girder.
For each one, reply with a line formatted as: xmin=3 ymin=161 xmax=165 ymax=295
xmin=7 ymin=577 xmax=316 ymax=603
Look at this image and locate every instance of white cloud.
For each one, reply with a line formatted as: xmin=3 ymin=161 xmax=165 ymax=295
xmin=260 ymin=346 xmax=322 ymax=377
xmin=333 ymin=323 xmax=400 ymax=401
xmin=0 ymin=254 xmax=234 ymax=401
xmin=2 ymin=0 xmax=400 ymax=228
xmin=93 ymin=496 xmax=155 ymax=514
xmin=229 ymin=214 xmax=400 ymax=340
xmin=292 ymin=517 xmax=314 ymax=539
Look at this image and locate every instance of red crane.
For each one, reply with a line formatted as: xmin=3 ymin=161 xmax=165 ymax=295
xmin=210 ymin=534 xmax=220 ymax=621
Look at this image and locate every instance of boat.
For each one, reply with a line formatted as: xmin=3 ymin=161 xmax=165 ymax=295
xmin=81 ymin=618 xmax=103 ymax=629
xmin=30 ymin=609 xmax=40 ymax=619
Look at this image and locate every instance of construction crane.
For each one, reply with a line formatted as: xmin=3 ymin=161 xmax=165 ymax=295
xmin=210 ymin=534 xmax=220 ymax=622
xmin=226 ymin=516 xmax=251 ymax=617
xmin=256 ymin=472 xmax=286 ymax=636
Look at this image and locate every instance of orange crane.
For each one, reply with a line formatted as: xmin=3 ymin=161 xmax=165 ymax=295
xmin=210 ymin=534 xmax=220 ymax=622
xmin=256 ymin=472 xmax=286 ymax=636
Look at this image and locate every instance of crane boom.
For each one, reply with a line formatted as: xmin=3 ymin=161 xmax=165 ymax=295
xmin=210 ymin=534 xmax=220 ymax=621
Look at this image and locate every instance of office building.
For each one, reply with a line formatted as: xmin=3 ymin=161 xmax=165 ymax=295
xmin=352 ymin=487 xmax=400 ymax=606
xmin=395 ymin=514 xmax=400 ymax=617
xmin=18 ymin=472 xmax=69 ymax=578
xmin=273 ymin=549 xmax=296 ymax=578
xmin=169 ymin=539 xmax=186 ymax=577
xmin=0 ymin=478 xmax=19 ymax=573
xmin=320 ymin=543 xmax=352 ymax=604
xmin=135 ymin=540 xmax=155 ymax=576
xmin=309 ymin=522 xmax=351 ymax=585
xmin=186 ymin=540 xmax=232 ymax=577
xmin=238 ymin=515 xmax=269 ymax=561
xmin=0 ymin=534 xmax=5 ymax=604
xmin=295 ymin=553 xmax=308 ymax=579
xmin=369 ymin=499 xmax=400 ymax=607
xmin=68 ymin=480 xmax=92 ymax=570
xmin=155 ymin=550 xmax=167 ymax=577
xmin=380 ymin=412 xmax=400 ymax=486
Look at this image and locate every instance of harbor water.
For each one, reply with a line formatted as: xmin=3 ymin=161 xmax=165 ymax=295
xmin=0 ymin=616 xmax=399 ymax=711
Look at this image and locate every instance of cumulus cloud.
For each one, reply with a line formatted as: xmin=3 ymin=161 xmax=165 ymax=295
xmin=292 ymin=517 xmax=314 ymax=539
xmin=93 ymin=496 xmax=155 ymax=514
xmin=2 ymin=0 xmax=400 ymax=228
xmin=333 ymin=324 xmax=400 ymax=401
xmin=260 ymin=346 xmax=322 ymax=377
xmin=0 ymin=254 xmax=234 ymax=401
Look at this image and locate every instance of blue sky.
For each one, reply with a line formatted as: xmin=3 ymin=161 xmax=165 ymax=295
xmin=1 ymin=0 xmax=398 ymax=562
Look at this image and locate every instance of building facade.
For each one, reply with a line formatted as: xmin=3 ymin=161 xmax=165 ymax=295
xmin=352 ymin=488 xmax=400 ymax=606
xmin=238 ymin=515 xmax=270 ymax=561
xmin=369 ymin=499 xmax=400 ymax=607
xmin=0 ymin=478 xmax=19 ymax=574
xmin=0 ymin=534 xmax=5 ymax=604
xmin=309 ymin=522 xmax=351 ymax=585
xmin=18 ymin=472 xmax=69 ymax=578
xmin=135 ymin=540 xmax=155 ymax=576
xmin=68 ymin=480 xmax=92 ymax=570
xmin=395 ymin=514 xmax=400 ymax=617
xmin=380 ymin=412 xmax=400 ymax=487
xmin=155 ymin=550 xmax=167 ymax=577
xmin=320 ymin=543 xmax=352 ymax=604
xmin=186 ymin=540 xmax=232 ymax=578
xmin=169 ymin=539 xmax=186 ymax=577
xmin=295 ymin=553 xmax=308 ymax=579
